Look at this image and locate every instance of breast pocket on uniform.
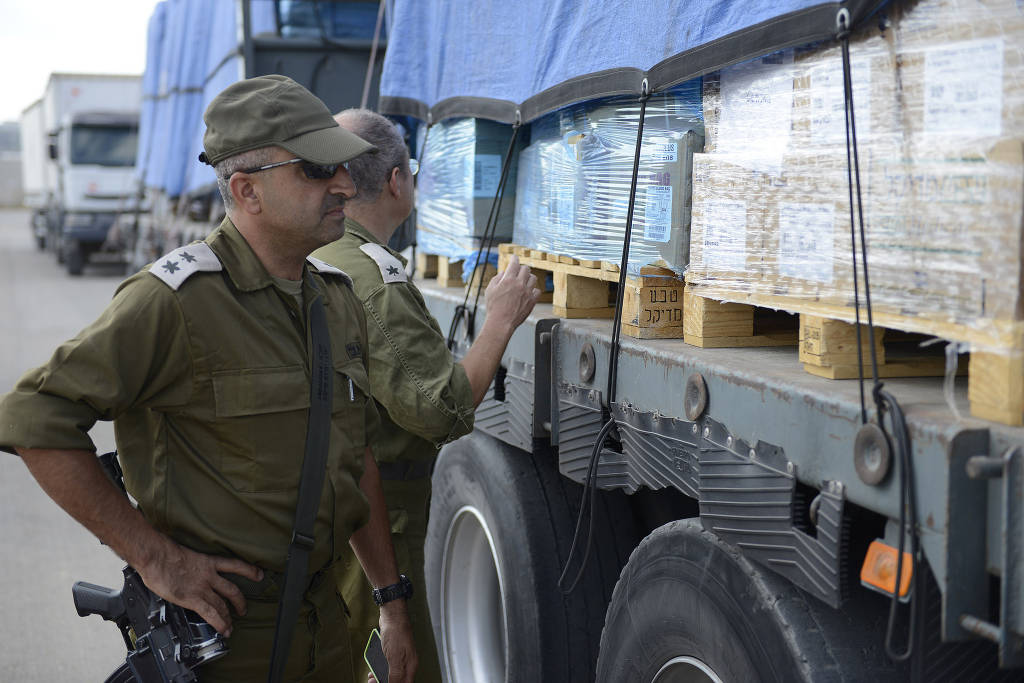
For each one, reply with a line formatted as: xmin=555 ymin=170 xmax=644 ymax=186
xmin=333 ymin=358 xmax=370 ymax=457
xmin=212 ymin=365 xmax=309 ymax=493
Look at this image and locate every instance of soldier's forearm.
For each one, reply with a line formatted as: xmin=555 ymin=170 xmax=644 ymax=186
xmin=459 ymin=316 xmax=516 ymax=408
xmin=17 ymin=447 xmax=171 ymax=571
xmin=349 ymin=447 xmax=402 ymax=590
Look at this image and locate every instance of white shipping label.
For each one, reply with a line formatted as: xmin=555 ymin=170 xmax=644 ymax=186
xmin=554 ymin=189 xmax=576 ymax=236
xmin=702 ymin=200 xmax=747 ymax=271
xmin=474 ymin=154 xmax=503 ymax=197
xmin=643 ymin=142 xmax=678 ymax=163
xmin=717 ymin=51 xmax=795 ymax=175
xmin=809 ymin=56 xmax=872 ymax=144
xmin=778 ymin=203 xmax=835 ymax=283
xmin=643 ymin=185 xmax=673 ymax=243
xmin=923 ymin=39 xmax=1003 ymax=136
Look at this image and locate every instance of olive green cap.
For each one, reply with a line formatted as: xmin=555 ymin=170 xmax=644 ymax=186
xmin=199 ymin=75 xmax=375 ymax=167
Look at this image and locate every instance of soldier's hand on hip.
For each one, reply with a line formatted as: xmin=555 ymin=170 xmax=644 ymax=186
xmin=379 ymin=600 xmax=418 ymax=683
xmin=484 ymin=254 xmax=541 ymax=334
xmin=136 ymin=536 xmax=264 ymax=637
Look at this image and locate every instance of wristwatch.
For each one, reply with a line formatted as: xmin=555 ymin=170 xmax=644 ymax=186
xmin=373 ymin=574 xmax=414 ymax=606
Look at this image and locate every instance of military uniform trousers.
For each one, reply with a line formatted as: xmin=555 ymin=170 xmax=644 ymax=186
xmin=203 ymin=567 xmax=355 ymax=682
xmin=337 ymin=474 xmax=441 ymax=682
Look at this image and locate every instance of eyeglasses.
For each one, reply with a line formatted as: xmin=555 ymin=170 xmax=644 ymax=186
xmin=231 ymin=157 xmax=348 ymax=180
xmin=408 ymin=158 xmax=419 ymax=176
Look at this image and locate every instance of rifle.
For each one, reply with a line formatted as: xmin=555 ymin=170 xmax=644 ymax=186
xmin=72 ymin=452 xmax=227 ymax=682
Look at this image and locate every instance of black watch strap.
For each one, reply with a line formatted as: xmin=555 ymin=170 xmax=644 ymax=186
xmin=373 ymin=574 xmax=414 ymax=606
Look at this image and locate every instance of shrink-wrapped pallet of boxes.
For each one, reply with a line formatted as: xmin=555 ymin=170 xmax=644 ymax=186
xmin=513 ymin=83 xmax=705 ymax=275
xmin=688 ymin=0 xmax=1024 ymax=424
xmin=415 ymin=118 xmax=520 ymax=265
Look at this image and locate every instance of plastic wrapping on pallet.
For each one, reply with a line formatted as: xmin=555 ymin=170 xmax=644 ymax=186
xmin=513 ymin=84 xmax=705 ymax=274
xmin=415 ymin=118 xmax=519 ymax=260
xmin=689 ymin=0 xmax=1024 ymax=353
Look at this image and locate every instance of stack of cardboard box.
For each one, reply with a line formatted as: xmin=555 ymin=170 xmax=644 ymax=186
xmin=689 ymin=0 xmax=1024 ymax=350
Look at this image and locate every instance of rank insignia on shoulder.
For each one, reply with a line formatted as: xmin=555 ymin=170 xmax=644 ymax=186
xmin=149 ymin=243 xmax=222 ymax=290
xmin=359 ymin=243 xmax=408 ymax=283
xmin=307 ymin=255 xmax=354 ymax=287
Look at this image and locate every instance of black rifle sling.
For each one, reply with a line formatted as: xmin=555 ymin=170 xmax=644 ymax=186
xmin=267 ymin=289 xmax=334 ymax=683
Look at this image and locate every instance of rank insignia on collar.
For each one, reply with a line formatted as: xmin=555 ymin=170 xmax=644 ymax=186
xmin=149 ymin=242 xmax=223 ymax=290
xmin=359 ymin=243 xmax=408 ymax=284
xmin=346 ymin=342 xmax=362 ymax=359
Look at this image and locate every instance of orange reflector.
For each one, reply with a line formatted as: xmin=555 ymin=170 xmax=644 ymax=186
xmin=860 ymin=539 xmax=913 ymax=598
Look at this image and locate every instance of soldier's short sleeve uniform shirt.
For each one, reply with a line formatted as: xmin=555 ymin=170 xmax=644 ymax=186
xmin=0 ymin=218 xmax=379 ymax=573
xmin=312 ymin=219 xmax=475 ymax=465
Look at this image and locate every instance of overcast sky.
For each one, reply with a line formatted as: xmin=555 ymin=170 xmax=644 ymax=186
xmin=0 ymin=0 xmax=160 ymax=123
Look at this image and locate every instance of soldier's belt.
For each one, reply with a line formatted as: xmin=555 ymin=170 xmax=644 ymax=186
xmin=377 ymin=459 xmax=432 ymax=481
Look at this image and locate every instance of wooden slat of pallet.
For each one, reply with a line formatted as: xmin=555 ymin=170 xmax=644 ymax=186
xmin=622 ymin=279 xmax=685 ymax=331
xmin=800 ymin=315 xmax=886 ymax=368
xmin=683 ymin=290 xmax=797 ymax=348
xmin=436 ymin=256 xmax=463 ymax=288
xmin=551 ymin=270 xmax=614 ymax=318
xmin=800 ymin=314 xmax=964 ymax=380
xmin=969 ymin=350 xmax=1024 ymax=427
xmin=415 ymin=252 xmax=438 ymax=278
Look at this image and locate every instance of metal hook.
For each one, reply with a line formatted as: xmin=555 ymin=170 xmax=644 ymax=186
xmin=514 ymin=109 xmax=522 ymax=127
xmin=835 ymin=8 xmax=851 ymax=35
xmin=640 ymin=77 xmax=650 ymax=99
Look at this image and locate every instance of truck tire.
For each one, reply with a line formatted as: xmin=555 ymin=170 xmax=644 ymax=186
xmin=103 ymin=663 xmax=135 ymax=683
xmin=426 ymin=431 xmax=638 ymax=683
xmin=65 ymin=240 xmax=86 ymax=276
xmin=596 ymin=519 xmax=907 ymax=683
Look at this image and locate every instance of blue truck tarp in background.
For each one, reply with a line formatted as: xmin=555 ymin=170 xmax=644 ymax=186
xmin=136 ymin=0 xmax=382 ymax=197
xmin=136 ymin=0 xmax=276 ymax=196
xmin=379 ymin=0 xmax=889 ymax=124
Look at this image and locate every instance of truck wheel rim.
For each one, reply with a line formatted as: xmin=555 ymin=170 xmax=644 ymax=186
xmin=440 ymin=505 xmax=508 ymax=682
xmin=652 ymin=656 xmax=725 ymax=683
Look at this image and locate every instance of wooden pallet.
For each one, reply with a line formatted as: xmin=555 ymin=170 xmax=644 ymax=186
xmin=499 ymin=244 xmax=685 ymax=339
xmin=414 ymin=252 xmax=464 ymax=287
xmin=799 ymin=315 xmax=957 ymax=380
xmin=683 ymin=289 xmax=798 ymax=348
xmin=414 ymin=251 xmax=500 ymax=296
xmin=684 ymin=285 xmax=1023 ymax=426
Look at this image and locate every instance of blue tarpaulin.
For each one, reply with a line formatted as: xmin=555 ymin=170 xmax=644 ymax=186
xmin=136 ymin=0 xmax=277 ymax=195
xmin=380 ymin=0 xmax=889 ymax=123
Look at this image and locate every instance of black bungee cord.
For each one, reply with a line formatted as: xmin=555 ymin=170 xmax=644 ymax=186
xmin=560 ymin=83 xmax=651 ymax=594
xmin=446 ymin=121 xmax=522 ymax=351
xmin=838 ymin=11 xmax=920 ymax=666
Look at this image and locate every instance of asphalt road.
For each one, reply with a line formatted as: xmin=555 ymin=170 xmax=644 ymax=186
xmin=0 ymin=207 xmax=129 ymax=681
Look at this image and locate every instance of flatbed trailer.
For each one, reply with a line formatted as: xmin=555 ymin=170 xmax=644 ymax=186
xmin=418 ymin=278 xmax=1024 ymax=681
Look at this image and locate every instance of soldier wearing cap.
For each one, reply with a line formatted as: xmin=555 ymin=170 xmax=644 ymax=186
xmin=0 ymin=76 xmax=416 ymax=682
xmin=312 ymin=109 xmax=539 ymax=681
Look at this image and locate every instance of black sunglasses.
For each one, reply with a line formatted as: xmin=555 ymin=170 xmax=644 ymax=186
xmin=231 ymin=157 xmax=348 ymax=180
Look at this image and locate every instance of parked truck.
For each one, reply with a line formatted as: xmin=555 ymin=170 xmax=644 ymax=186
xmin=19 ymin=73 xmax=142 ymax=275
xmin=18 ymin=99 xmax=48 ymax=247
xmin=374 ymin=1 xmax=1024 ymax=682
